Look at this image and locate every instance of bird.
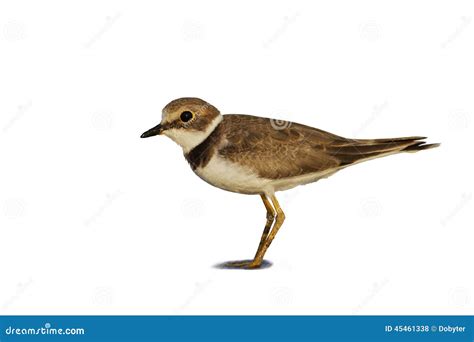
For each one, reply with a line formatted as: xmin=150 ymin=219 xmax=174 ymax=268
xmin=141 ymin=97 xmax=439 ymax=269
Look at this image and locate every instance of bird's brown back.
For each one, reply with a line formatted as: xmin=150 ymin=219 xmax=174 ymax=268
xmin=185 ymin=114 xmax=439 ymax=180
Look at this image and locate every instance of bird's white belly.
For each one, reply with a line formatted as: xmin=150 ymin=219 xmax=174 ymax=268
xmin=194 ymin=155 xmax=272 ymax=195
xmin=193 ymin=154 xmax=340 ymax=195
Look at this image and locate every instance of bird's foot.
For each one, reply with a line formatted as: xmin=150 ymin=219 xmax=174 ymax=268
xmin=214 ymin=259 xmax=272 ymax=270
xmin=226 ymin=260 xmax=259 ymax=269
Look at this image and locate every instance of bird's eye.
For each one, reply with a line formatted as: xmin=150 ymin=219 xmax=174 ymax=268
xmin=180 ymin=111 xmax=193 ymax=122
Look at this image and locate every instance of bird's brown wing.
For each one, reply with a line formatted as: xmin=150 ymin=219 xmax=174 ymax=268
xmin=218 ymin=115 xmax=343 ymax=179
xmin=218 ymin=114 xmax=436 ymax=179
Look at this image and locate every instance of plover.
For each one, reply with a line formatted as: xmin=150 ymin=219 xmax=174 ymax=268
xmin=141 ymin=97 xmax=439 ymax=269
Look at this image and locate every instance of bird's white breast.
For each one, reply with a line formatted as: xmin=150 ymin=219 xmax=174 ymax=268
xmin=194 ymin=154 xmax=273 ymax=195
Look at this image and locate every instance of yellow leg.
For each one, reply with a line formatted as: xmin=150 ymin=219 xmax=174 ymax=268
xmin=249 ymin=194 xmax=285 ymax=268
xmin=254 ymin=194 xmax=276 ymax=258
xmin=221 ymin=194 xmax=284 ymax=270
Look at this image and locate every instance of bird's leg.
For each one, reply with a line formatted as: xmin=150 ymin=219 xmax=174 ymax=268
xmin=221 ymin=194 xmax=276 ymax=269
xmin=248 ymin=194 xmax=285 ymax=268
xmin=254 ymin=194 xmax=276 ymax=257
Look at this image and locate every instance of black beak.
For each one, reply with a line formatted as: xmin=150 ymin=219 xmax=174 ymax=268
xmin=141 ymin=123 xmax=163 ymax=138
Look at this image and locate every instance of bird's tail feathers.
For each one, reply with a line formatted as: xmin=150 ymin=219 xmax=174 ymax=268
xmin=326 ymin=136 xmax=440 ymax=166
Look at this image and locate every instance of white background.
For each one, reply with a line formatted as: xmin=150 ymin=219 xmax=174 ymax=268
xmin=1 ymin=0 xmax=473 ymax=315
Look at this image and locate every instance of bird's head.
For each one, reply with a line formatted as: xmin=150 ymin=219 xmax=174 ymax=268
xmin=141 ymin=97 xmax=223 ymax=152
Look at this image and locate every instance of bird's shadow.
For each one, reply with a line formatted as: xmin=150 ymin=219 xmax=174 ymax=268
xmin=213 ymin=259 xmax=273 ymax=270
